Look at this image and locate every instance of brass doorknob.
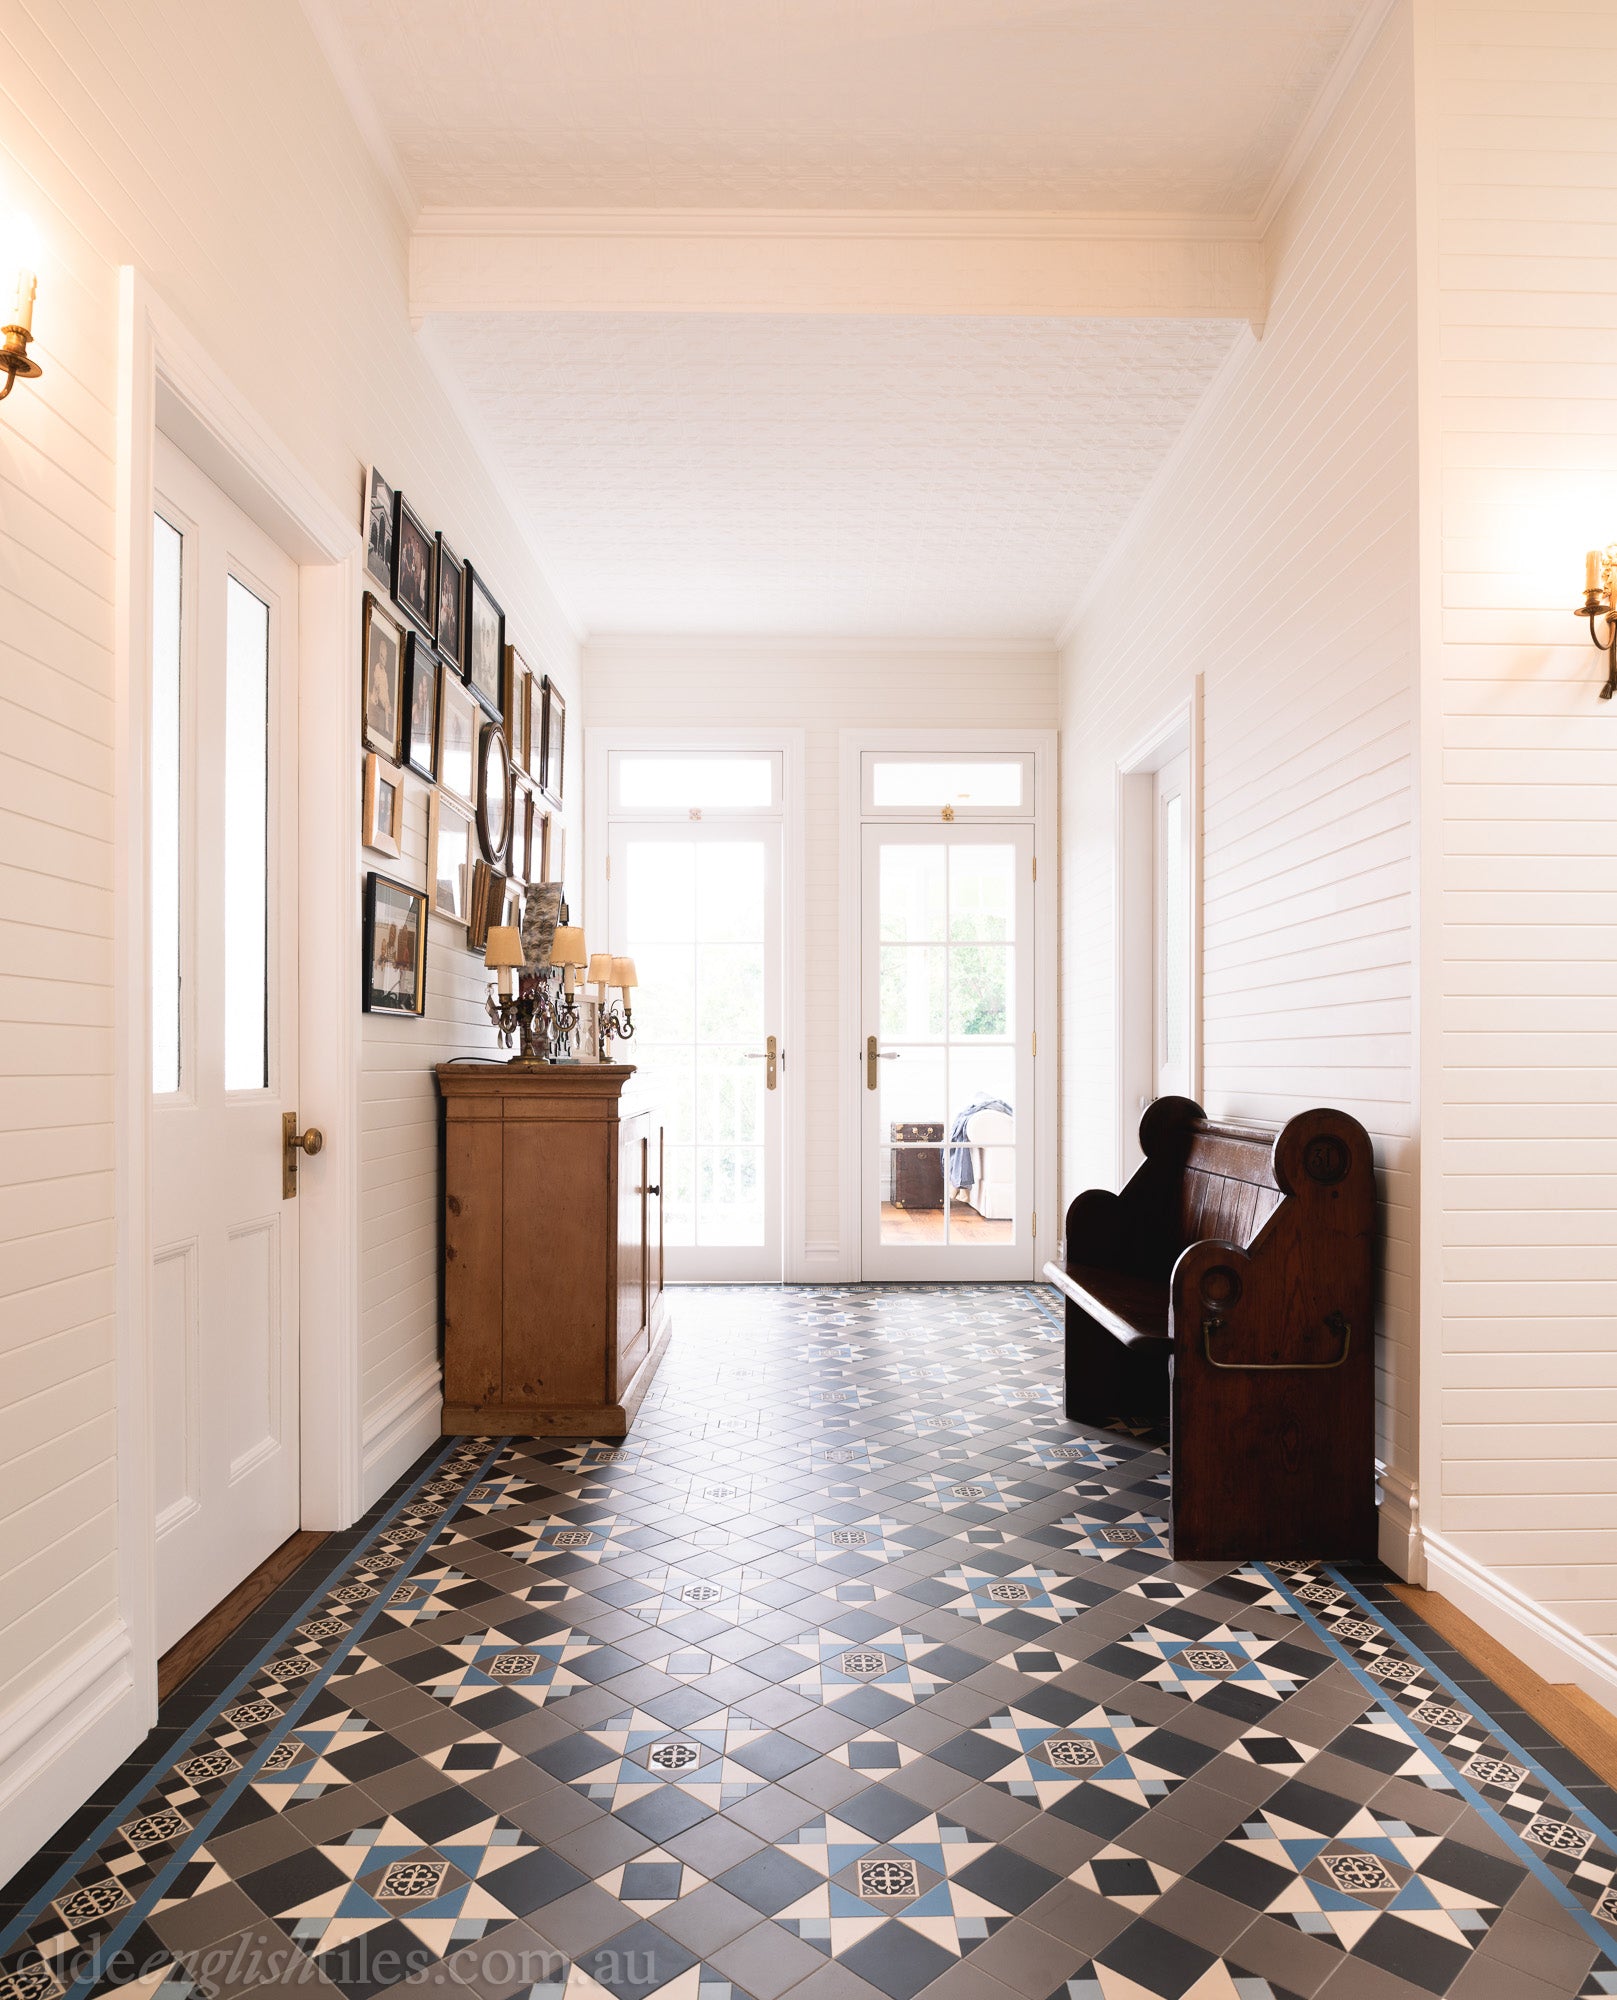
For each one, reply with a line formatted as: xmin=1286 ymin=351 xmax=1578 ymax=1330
xmin=282 ymin=1113 xmax=324 ymax=1198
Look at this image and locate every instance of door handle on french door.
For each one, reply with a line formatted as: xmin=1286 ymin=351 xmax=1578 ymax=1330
xmin=865 ymin=1035 xmax=900 ymax=1091
xmin=746 ymin=1034 xmax=780 ymax=1089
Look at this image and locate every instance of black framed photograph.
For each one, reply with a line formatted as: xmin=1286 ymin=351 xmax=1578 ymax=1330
xmin=539 ymin=674 xmax=566 ymax=806
xmin=435 ymin=535 xmax=463 ymax=659
xmin=363 ymin=871 xmax=427 ymax=1016
xmin=403 ymin=634 xmax=440 ymax=782
xmin=364 ymin=465 xmax=395 ymax=591
xmin=440 ymin=674 xmax=478 ymax=809
xmin=393 ymin=492 xmax=435 ymax=635
xmin=362 ymin=593 xmax=404 ymax=760
xmin=362 ymin=752 xmax=403 ymax=858
xmin=477 ymin=719 xmax=513 ymax=866
xmin=465 ymin=564 xmax=504 ymax=718
xmin=427 ymin=788 xmax=473 ymax=928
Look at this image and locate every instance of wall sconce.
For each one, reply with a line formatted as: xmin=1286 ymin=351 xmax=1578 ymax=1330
xmin=0 ymin=215 xmax=42 ymax=403
xmin=1578 ymin=546 xmax=1617 ymax=699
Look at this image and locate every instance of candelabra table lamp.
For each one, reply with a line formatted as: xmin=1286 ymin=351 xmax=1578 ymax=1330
xmin=485 ymin=924 xmax=583 ymax=1065
xmin=589 ymin=952 xmax=637 ymax=1060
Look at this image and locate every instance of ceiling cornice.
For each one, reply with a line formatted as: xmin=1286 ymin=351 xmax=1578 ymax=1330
xmin=1252 ymin=0 xmax=1399 ymax=235
xmin=412 ymin=207 xmax=1265 ymax=243
xmin=297 ymin=0 xmax=419 ymax=229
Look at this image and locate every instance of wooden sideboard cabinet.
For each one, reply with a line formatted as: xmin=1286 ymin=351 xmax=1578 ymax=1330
xmin=435 ymin=1061 xmax=670 ymax=1435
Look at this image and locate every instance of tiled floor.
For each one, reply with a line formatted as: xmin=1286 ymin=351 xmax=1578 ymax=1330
xmin=7 ymin=1284 xmax=1617 ymax=2000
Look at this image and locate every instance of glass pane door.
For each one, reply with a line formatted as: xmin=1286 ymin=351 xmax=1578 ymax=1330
xmin=861 ymin=822 xmax=1034 ymax=1278
xmin=611 ymin=820 xmax=783 ymax=1281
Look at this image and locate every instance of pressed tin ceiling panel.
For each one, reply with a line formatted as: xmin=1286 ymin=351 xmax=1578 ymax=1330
xmin=425 ymin=311 xmax=1241 ymax=637
xmin=319 ymin=0 xmax=1370 ymax=213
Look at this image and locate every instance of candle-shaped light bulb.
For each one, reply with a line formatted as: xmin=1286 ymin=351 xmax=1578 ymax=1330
xmin=1589 ymin=550 xmax=1604 ymax=596
xmin=497 ymin=965 xmax=514 ymax=998
xmin=3 ymin=214 xmax=40 ymax=334
xmin=563 ymin=962 xmax=576 ymax=993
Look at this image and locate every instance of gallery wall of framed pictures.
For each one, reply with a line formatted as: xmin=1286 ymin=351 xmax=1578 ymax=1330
xmin=361 ymin=465 xmax=570 ymax=1018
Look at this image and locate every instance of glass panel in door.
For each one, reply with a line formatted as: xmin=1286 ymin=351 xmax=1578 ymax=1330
xmin=862 ymin=822 xmax=1034 ymax=1278
xmin=613 ymin=822 xmax=782 ymax=1280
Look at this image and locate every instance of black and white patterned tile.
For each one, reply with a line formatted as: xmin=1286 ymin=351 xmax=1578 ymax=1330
xmin=5 ymin=1285 xmax=1617 ymax=2000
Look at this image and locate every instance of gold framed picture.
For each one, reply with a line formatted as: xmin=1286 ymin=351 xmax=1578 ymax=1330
xmin=440 ymin=674 xmax=479 ymax=811
xmin=427 ymin=787 xmax=474 ymax=927
xmin=362 ymin=752 xmax=403 ymax=858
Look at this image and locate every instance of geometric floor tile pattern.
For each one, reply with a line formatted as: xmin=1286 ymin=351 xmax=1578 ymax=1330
xmin=7 ymin=1286 xmax=1617 ymax=2000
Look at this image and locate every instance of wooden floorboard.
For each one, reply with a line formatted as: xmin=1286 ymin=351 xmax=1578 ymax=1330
xmin=1390 ymin=1582 xmax=1617 ymax=1791
xmin=878 ymin=1200 xmax=1010 ymax=1245
xmin=158 ymin=1530 xmax=329 ymax=1702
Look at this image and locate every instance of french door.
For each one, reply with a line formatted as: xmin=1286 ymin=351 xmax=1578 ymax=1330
xmin=149 ymin=436 xmax=301 ymax=1650
xmin=860 ymin=820 xmax=1035 ymax=1279
xmin=608 ymin=817 xmax=784 ymax=1280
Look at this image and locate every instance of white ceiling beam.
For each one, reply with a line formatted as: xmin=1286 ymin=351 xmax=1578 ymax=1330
xmin=410 ymin=209 xmax=1266 ymax=328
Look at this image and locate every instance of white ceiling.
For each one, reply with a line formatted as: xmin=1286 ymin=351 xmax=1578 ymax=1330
xmin=317 ymin=0 xmax=1370 ymax=636
xmin=322 ymin=0 xmax=1367 ymax=214
xmin=425 ymin=312 xmax=1240 ymax=638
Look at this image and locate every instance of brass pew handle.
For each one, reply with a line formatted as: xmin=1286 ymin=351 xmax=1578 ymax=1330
xmin=1200 ymin=1312 xmax=1351 ymax=1372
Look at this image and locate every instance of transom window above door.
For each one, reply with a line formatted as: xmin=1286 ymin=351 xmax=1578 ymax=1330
xmin=611 ymin=750 xmax=780 ymax=813
xmin=862 ymin=752 xmax=1033 ymax=818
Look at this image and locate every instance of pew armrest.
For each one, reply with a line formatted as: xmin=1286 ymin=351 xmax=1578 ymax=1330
xmin=1043 ymin=1260 xmax=1169 ymax=1347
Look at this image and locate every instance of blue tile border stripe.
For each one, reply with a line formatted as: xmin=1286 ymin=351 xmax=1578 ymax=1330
xmin=0 ymin=1433 xmax=500 ymax=1987
xmin=1262 ymin=1557 xmax=1617 ymax=1962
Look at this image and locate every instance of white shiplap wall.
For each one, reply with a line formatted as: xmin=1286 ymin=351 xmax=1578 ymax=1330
xmin=0 ymin=0 xmax=575 ymax=1846
xmin=1059 ymin=2 xmax=1419 ymax=1540
xmin=583 ymin=639 xmax=1058 ymax=1262
xmin=1419 ymin=0 xmax=1617 ymax=1676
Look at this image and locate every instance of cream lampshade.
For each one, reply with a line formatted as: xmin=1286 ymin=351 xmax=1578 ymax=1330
xmin=587 ymin=951 xmax=613 ymax=995
xmin=484 ymin=926 xmax=524 ymax=998
xmin=552 ymin=924 xmax=585 ymax=967
xmin=611 ymin=956 xmax=637 ymax=995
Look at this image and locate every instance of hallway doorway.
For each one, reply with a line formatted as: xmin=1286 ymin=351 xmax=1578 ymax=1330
xmin=850 ymin=744 xmax=1050 ymax=1282
xmin=148 ymin=436 xmax=303 ymax=1651
xmin=596 ymin=743 xmax=797 ymax=1281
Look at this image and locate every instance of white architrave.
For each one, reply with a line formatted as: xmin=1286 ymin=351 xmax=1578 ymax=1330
xmin=411 ymin=209 xmax=1267 ymax=328
xmin=112 ymin=272 xmax=365 ymax=1736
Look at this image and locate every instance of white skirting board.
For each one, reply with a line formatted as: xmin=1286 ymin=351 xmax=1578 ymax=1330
xmin=1422 ymin=1529 xmax=1617 ymax=1718
xmin=1377 ymin=1465 xmax=1421 ymax=1583
xmin=0 ymin=1622 xmax=143 ymax=1888
xmin=360 ymin=1362 xmax=443 ymax=1512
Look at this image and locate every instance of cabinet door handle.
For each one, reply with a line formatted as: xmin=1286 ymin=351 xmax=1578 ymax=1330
xmin=644 ymin=1183 xmax=661 ymax=1195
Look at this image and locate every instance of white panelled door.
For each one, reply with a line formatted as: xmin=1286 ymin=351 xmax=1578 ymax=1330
xmin=150 ymin=436 xmax=302 ymax=1651
xmin=860 ymin=821 xmax=1035 ymax=1279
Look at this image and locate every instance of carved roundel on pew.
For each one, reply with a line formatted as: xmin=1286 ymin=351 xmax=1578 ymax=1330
xmin=1302 ymin=1135 xmax=1350 ymax=1186
xmin=1199 ymin=1264 xmax=1242 ymax=1312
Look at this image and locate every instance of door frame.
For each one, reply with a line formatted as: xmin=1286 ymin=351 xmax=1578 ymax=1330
xmin=838 ymin=728 xmax=1058 ymax=1283
xmin=584 ymin=725 xmax=807 ymax=1280
xmin=114 ymin=275 xmax=364 ymax=1738
xmin=1114 ymin=683 xmax=1204 ymax=1184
